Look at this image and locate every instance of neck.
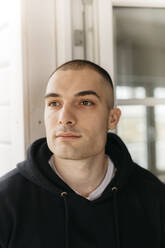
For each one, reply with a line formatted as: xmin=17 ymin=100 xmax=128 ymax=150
xmin=53 ymin=152 xmax=108 ymax=197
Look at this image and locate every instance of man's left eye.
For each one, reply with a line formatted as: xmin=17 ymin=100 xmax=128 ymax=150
xmin=81 ymin=100 xmax=93 ymax=106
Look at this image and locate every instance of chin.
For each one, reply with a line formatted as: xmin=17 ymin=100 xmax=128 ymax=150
xmin=53 ymin=148 xmax=77 ymax=159
xmin=55 ymin=154 xmax=81 ymax=160
xmin=53 ymin=148 xmax=88 ymax=160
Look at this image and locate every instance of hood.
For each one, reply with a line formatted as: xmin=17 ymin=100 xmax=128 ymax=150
xmin=17 ymin=132 xmax=135 ymax=198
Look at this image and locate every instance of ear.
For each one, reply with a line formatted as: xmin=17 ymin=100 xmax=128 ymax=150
xmin=108 ymin=108 xmax=121 ymax=130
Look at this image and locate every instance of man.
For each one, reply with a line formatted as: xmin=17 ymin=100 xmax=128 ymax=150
xmin=0 ymin=60 xmax=165 ymax=248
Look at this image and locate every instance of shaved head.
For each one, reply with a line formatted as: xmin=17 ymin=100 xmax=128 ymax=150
xmin=48 ymin=59 xmax=114 ymax=109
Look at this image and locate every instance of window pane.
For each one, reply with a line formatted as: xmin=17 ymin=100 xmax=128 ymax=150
xmin=117 ymin=105 xmax=165 ymax=178
xmin=117 ymin=86 xmax=145 ymax=99
xmin=117 ymin=106 xmax=147 ymax=169
xmin=113 ymin=7 xmax=165 ymax=99
xmin=154 ymin=88 xmax=165 ymax=98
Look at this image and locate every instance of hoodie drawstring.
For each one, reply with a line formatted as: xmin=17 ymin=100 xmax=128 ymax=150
xmin=61 ymin=192 xmax=69 ymax=248
xmin=61 ymin=189 xmax=120 ymax=248
xmin=112 ymin=186 xmax=120 ymax=248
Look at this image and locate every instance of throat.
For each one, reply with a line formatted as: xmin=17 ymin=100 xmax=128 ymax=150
xmin=52 ymin=154 xmax=109 ymax=197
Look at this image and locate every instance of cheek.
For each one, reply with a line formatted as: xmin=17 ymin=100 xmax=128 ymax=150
xmin=87 ymin=111 xmax=108 ymax=129
xmin=81 ymin=114 xmax=108 ymax=139
xmin=44 ymin=111 xmax=57 ymax=131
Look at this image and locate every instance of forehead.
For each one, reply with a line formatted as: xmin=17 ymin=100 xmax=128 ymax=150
xmin=46 ymin=69 xmax=107 ymax=94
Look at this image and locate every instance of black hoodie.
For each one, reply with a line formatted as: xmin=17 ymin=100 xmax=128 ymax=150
xmin=0 ymin=133 xmax=165 ymax=248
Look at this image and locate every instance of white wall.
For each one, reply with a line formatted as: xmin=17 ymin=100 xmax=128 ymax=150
xmin=22 ymin=0 xmax=57 ymax=148
xmin=0 ymin=0 xmax=24 ymax=176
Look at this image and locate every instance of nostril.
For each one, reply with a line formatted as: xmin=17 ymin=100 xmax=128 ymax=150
xmin=67 ymin=121 xmax=72 ymax=124
xmin=59 ymin=120 xmax=73 ymax=126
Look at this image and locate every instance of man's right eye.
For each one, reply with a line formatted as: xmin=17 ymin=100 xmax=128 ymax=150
xmin=48 ymin=101 xmax=60 ymax=107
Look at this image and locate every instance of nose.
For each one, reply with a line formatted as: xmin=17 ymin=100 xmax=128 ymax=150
xmin=58 ymin=104 xmax=77 ymax=127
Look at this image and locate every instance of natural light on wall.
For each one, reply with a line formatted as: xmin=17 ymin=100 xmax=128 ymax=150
xmin=0 ymin=0 xmax=24 ymax=176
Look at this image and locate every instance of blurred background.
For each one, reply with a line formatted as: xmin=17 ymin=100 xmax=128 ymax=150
xmin=0 ymin=0 xmax=165 ymax=181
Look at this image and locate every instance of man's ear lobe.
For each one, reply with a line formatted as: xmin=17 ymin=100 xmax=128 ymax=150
xmin=108 ymin=108 xmax=121 ymax=130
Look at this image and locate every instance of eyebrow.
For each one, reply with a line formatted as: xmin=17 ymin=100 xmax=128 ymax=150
xmin=44 ymin=90 xmax=101 ymax=101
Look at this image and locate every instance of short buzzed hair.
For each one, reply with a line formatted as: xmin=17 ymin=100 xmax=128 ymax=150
xmin=49 ymin=59 xmax=114 ymax=108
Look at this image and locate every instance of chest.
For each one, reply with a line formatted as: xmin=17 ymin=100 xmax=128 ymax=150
xmin=8 ymin=193 xmax=161 ymax=248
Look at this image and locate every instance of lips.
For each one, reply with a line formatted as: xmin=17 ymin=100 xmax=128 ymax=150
xmin=56 ymin=132 xmax=81 ymax=138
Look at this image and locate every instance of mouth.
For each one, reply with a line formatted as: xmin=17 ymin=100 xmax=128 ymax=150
xmin=56 ymin=133 xmax=81 ymax=140
xmin=57 ymin=136 xmax=80 ymax=139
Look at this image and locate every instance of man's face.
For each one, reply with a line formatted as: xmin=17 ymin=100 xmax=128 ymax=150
xmin=44 ymin=68 xmax=114 ymax=160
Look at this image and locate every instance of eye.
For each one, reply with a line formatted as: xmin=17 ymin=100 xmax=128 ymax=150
xmin=80 ymin=100 xmax=94 ymax=106
xmin=48 ymin=101 xmax=60 ymax=107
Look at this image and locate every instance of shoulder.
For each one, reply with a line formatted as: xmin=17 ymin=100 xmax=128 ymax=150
xmin=0 ymin=166 xmax=30 ymax=199
xmin=132 ymin=163 xmax=165 ymax=198
xmin=0 ymin=169 xmax=25 ymax=247
xmin=0 ymin=168 xmax=21 ymax=191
